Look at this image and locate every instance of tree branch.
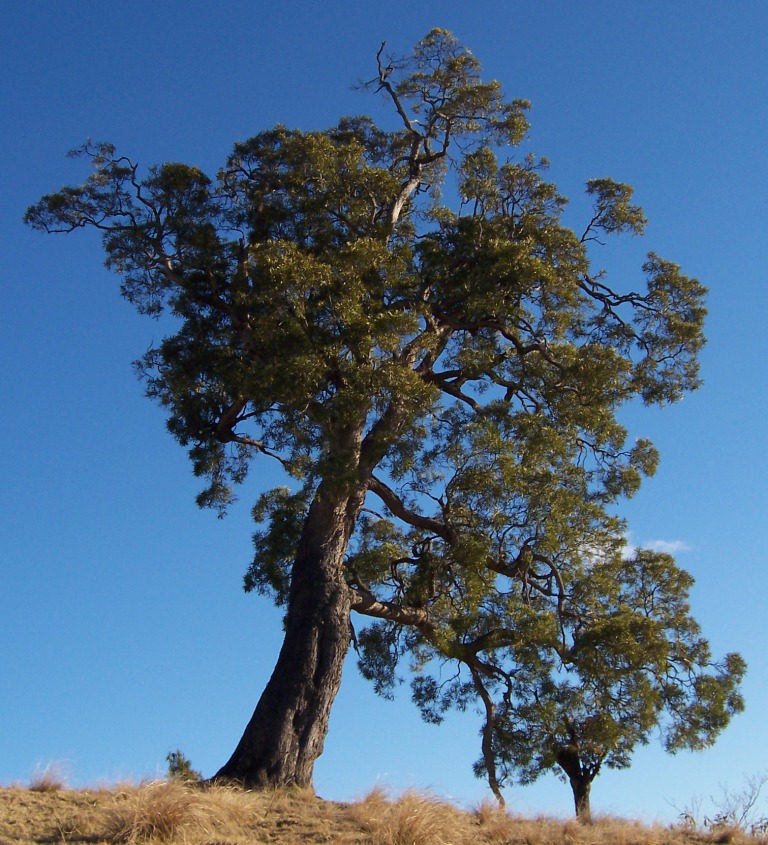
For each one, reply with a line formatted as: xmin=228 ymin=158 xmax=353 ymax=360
xmin=349 ymin=584 xmax=434 ymax=630
xmin=368 ymin=475 xmax=455 ymax=541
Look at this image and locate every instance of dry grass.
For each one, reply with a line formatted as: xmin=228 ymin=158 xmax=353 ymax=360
xmin=348 ymin=786 xmax=472 ymax=845
xmin=2 ymin=780 xmax=768 ymax=845
xmin=28 ymin=762 xmax=69 ymax=793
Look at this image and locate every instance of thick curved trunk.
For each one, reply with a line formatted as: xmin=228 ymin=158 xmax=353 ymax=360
xmin=215 ymin=477 xmax=365 ymax=788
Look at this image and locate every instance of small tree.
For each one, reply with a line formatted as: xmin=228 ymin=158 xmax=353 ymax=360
xmin=456 ymin=551 xmax=745 ymax=821
xmin=26 ymin=30 xmax=720 ymax=792
xmin=166 ymin=749 xmax=202 ymax=783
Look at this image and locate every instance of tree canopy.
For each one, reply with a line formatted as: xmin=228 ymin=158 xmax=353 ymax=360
xmin=440 ymin=549 xmax=745 ymax=818
xmin=25 ymin=29 xmax=740 ymax=805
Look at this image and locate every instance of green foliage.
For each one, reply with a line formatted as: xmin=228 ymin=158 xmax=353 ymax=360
xmin=244 ymin=486 xmax=310 ymax=604
xmin=26 ymin=28 xmax=736 ymax=800
xmin=465 ymin=550 xmax=745 ymax=800
xmin=165 ymin=750 xmax=202 ymax=783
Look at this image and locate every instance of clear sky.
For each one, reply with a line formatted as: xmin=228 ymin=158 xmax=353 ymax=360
xmin=2 ymin=0 xmax=767 ymax=824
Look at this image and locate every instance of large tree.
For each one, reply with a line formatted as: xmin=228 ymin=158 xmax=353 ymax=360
xmin=26 ymin=30 xmax=714 ymax=791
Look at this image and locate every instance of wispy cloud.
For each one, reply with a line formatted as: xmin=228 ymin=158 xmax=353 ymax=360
xmin=645 ymin=538 xmax=691 ymax=554
xmin=623 ymin=534 xmax=691 ymax=557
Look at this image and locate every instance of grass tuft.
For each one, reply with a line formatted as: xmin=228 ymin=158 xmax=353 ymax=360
xmin=102 ymin=781 xmax=272 ymax=842
xmin=103 ymin=781 xmax=196 ymax=842
xmin=349 ymin=787 xmax=471 ymax=845
xmin=28 ymin=762 xmax=68 ymax=793
xmin=471 ymin=798 xmax=521 ymax=842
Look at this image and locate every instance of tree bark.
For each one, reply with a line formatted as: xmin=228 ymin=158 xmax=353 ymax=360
xmin=468 ymin=664 xmax=505 ymax=807
xmin=556 ymin=748 xmax=593 ymax=823
xmin=569 ymin=776 xmax=592 ymax=824
xmin=214 ymin=471 xmax=366 ymax=789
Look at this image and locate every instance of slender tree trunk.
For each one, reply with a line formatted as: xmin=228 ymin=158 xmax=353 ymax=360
xmin=468 ymin=665 xmax=505 ymax=807
xmin=214 ymin=468 xmax=367 ymax=789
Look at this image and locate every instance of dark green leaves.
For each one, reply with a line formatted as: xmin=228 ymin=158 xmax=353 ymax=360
xmin=245 ymin=487 xmax=310 ymax=604
xmin=470 ymin=551 xmax=746 ymax=795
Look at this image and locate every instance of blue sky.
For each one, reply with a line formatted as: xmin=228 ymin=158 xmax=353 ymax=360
xmin=2 ymin=0 xmax=767 ymax=823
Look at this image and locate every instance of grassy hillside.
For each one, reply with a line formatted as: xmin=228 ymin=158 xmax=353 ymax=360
xmin=0 ymin=779 xmax=761 ymax=845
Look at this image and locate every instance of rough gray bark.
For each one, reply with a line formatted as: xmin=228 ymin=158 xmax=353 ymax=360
xmin=214 ymin=472 xmax=367 ymax=788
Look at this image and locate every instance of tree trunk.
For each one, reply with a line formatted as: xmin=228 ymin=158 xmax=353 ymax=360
xmin=468 ymin=664 xmax=505 ymax=807
xmin=556 ymin=748 xmax=593 ymax=824
xmin=214 ymin=472 xmax=366 ymax=789
xmin=569 ymin=776 xmax=592 ymax=823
